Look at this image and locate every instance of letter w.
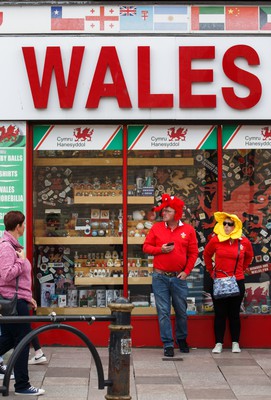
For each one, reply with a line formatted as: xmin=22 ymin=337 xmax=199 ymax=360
xmin=22 ymin=46 xmax=84 ymax=108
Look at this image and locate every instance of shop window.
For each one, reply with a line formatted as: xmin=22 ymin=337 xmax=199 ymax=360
xmin=32 ymin=123 xmax=270 ymax=316
xmin=222 ymin=145 xmax=271 ymax=314
xmin=128 ymin=125 xmax=218 ymax=314
xmin=33 ymin=124 xmax=125 ymax=313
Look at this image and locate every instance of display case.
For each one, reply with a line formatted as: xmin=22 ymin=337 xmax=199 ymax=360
xmin=126 ymin=125 xmax=218 ymax=314
xmin=32 ymin=124 xmax=215 ymax=315
xmin=32 ymin=124 xmax=271 ymax=317
xmin=32 ymin=125 xmax=158 ymax=315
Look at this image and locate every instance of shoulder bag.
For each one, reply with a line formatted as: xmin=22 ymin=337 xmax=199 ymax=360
xmin=0 ymin=276 xmax=19 ymax=316
xmin=213 ymin=240 xmax=240 ymax=300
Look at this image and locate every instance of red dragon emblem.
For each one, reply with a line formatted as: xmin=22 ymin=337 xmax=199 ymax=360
xmin=73 ymin=128 xmax=93 ymax=142
xmin=245 ymin=286 xmax=268 ymax=306
xmin=0 ymin=125 xmax=20 ymax=143
xmin=167 ymin=127 xmax=187 ymax=141
xmin=261 ymin=126 xmax=271 ymax=140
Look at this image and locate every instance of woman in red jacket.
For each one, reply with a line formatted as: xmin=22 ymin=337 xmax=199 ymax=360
xmin=203 ymin=212 xmax=254 ymax=354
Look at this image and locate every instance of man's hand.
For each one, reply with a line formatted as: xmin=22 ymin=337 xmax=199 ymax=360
xmin=161 ymin=243 xmax=174 ymax=254
xmin=178 ymin=271 xmax=187 ymax=280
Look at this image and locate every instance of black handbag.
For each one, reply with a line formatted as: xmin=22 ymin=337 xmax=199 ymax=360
xmin=0 ymin=276 xmax=19 ymax=316
xmin=213 ymin=240 xmax=240 ymax=300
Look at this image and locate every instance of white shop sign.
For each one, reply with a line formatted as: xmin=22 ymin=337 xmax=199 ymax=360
xmin=0 ymin=36 xmax=270 ymax=120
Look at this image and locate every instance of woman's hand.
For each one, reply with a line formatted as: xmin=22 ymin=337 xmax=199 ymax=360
xmin=29 ymin=298 xmax=37 ymax=310
xmin=16 ymin=249 xmax=25 ymax=260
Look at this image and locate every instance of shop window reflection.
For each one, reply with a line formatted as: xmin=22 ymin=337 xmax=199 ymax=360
xmin=222 ymin=149 xmax=271 ymax=314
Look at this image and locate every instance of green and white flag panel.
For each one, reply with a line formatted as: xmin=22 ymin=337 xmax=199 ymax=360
xmin=33 ymin=125 xmax=123 ymax=150
xmin=128 ymin=125 xmax=217 ymax=150
xmin=198 ymin=7 xmax=225 ymax=30
xmin=34 ymin=124 xmax=218 ymax=151
xmin=222 ymin=125 xmax=271 ymax=149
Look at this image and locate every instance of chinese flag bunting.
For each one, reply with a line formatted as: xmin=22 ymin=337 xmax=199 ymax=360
xmin=226 ymin=7 xmax=259 ymax=31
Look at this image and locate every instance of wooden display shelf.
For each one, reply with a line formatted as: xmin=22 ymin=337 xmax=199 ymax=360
xmin=35 ymin=236 xmax=145 ymax=245
xmin=74 ymin=195 xmax=122 ymax=204
xmin=75 ymin=276 xmax=152 ymax=285
xmin=34 ymin=157 xmax=194 ymax=167
xmin=34 ymin=158 xmax=123 ymax=166
xmin=36 ymin=306 xmax=110 ymax=315
xmin=35 ymin=237 xmax=123 ymax=245
xmin=36 ymin=306 xmax=157 ymax=315
xmin=128 ymin=197 xmax=154 ymax=204
xmin=128 ymin=157 xmax=194 ymax=166
xmin=131 ymin=307 xmax=157 ymax=315
xmin=73 ymin=195 xmax=154 ymax=204
xmin=128 ymin=237 xmax=145 ymax=245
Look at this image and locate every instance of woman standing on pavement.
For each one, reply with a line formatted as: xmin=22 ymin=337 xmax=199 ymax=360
xmin=203 ymin=212 xmax=254 ymax=354
xmin=0 ymin=211 xmax=45 ymax=396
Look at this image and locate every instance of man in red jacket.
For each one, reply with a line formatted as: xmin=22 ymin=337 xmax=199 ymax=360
xmin=143 ymin=194 xmax=198 ymax=357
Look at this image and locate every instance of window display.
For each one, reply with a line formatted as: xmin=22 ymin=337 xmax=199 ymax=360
xmin=32 ymin=124 xmax=271 ymax=316
xmin=127 ymin=125 xmax=218 ymax=313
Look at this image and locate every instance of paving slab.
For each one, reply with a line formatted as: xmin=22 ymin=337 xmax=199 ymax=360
xmin=214 ymin=358 xmax=259 ymax=366
xmin=185 ymin=388 xmax=236 ymax=399
xmin=136 ymin=384 xmax=187 ymax=400
xmin=135 ymin=376 xmax=181 ymax=384
xmin=45 ymin=366 xmax=90 ymax=378
xmin=2 ymin=347 xmax=271 ymax=400
xmin=230 ymin=384 xmax=271 ymax=396
xmin=224 ymin=374 xmax=271 ymax=385
xmin=219 ymin=365 xmax=267 ymax=375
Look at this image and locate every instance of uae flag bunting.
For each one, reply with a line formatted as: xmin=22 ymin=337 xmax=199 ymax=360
xmin=225 ymin=7 xmax=259 ymax=31
xmin=191 ymin=6 xmax=225 ymax=31
xmin=260 ymin=7 xmax=271 ymax=30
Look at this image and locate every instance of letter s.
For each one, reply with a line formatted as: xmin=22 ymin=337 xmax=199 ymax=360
xmin=222 ymin=45 xmax=261 ymax=110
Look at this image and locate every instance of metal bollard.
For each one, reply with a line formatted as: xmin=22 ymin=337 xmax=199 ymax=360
xmin=105 ymin=298 xmax=134 ymax=400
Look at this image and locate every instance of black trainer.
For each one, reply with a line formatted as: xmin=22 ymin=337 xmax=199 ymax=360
xmin=178 ymin=339 xmax=189 ymax=353
xmin=164 ymin=347 xmax=174 ymax=357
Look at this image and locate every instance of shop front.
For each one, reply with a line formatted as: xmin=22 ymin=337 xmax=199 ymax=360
xmin=0 ymin=2 xmax=270 ymax=347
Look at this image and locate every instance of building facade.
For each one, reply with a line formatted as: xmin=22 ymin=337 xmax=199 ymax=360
xmin=0 ymin=1 xmax=271 ymax=347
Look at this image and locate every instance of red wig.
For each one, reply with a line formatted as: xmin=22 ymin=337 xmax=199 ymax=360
xmin=153 ymin=194 xmax=184 ymax=221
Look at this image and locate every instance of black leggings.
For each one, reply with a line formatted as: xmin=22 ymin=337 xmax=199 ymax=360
xmin=212 ymin=279 xmax=245 ymax=344
xmin=31 ymin=335 xmax=41 ymax=352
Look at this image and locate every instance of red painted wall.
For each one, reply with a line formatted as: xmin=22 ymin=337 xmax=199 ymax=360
xmin=32 ymin=314 xmax=271 ymax=348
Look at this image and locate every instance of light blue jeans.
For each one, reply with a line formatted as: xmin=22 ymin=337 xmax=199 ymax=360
xmin=152 ymin=272 xmax=188 ymax=348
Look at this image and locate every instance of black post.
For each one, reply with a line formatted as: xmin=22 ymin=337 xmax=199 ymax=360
xmin=106 ymin=298 xmax=134 ymax=400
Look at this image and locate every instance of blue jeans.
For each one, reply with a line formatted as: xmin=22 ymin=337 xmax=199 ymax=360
xmin=152 ymin=272 xmax=188 ymax=348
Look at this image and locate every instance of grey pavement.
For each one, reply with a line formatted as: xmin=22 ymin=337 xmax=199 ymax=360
xmin=2 ymin=346 xmax=271 ymax=399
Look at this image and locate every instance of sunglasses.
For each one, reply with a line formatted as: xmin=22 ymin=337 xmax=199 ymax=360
xmin=223 ymin=221 xmax=234 ymax=227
